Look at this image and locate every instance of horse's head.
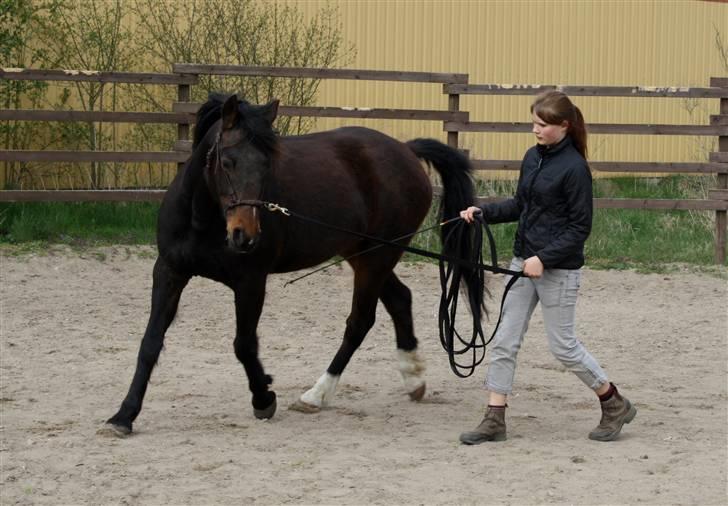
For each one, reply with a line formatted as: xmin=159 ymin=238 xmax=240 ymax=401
xmin=206 ymin=94 xmax=279 ymax=253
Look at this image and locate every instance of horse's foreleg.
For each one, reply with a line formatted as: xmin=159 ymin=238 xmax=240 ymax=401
xmin=380 ymin=272 xmax=426 ymax=401
xmin=106 ymin=257 xmax=190 ymax=435
xmin=233 ymin=278 xmax=276 ymax=419
xmin=293 ymin=269 xmax=382 ymax=412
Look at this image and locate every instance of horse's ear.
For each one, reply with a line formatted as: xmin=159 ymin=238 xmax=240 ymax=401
xmin=262 ymin=99 xmax=279 ymax=124
xmin=221 ymin=94 xmax=239 ymax=130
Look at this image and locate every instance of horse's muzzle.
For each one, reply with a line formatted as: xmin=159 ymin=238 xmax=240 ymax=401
xmin=228 ymin=228 xmax=260 ymax=254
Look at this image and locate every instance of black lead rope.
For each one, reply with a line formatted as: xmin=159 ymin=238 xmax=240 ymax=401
xmin=283 ymin=216 xmax=461 ymax=287
xmin=259 ymin=201 xmax=524 ymax=378
xmin=438 ymin=218 xmax=522 ymax=377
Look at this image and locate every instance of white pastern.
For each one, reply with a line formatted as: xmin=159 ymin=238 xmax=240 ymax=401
xmin=397 ymin=348 xmax=426 ymax=392
xmin=300 ymin=372 xmax=340 ymax=408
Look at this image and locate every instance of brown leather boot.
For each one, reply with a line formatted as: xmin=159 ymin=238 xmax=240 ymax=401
xmin=588 ymin=386 xmax=637 ymax=441
xmin=459 ymin=406 xmax=506 ymax=444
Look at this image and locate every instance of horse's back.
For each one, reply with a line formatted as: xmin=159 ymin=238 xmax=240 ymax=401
xmin=279 ymin=126 xmax=432 ymax=224
xmin=268 ymin=127 xmax=433 ymax=272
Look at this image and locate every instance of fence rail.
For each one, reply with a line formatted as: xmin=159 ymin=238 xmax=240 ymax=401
xmin=0 ymin=110 xmax=189 ymax=123
xmin=173 ymin=63 xmax=468 ymax=84
xmin=1 ymin=65 xmax=727 ymax=262
xmin=172 ymin=102 xmax=468 ymax=122
xmin=0 ymin=68 xmax=198 ymax=84
xmin=0 ymin=190 xmax=165 ymax=202
xmin=444 ymin=121 xmax=727 ymax=136
xmin=0 ymin=151 xmax=187 ymax=163
xmin=443 ymin=83 xmax=727 ymax=98
xmin=471 ymin=160 xmax=723 ymax=174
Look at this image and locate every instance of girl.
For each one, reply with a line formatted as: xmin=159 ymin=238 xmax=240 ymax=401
xmin=458 ymin=91 xmax=636 ymax=444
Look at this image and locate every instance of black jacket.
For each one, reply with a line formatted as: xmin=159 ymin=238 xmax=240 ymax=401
xmin=480 ymin=136 xmax=592 ymax=269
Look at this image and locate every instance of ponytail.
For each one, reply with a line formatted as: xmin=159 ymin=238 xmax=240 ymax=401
xmin=570 ymin=106 xmax=588 ymax=160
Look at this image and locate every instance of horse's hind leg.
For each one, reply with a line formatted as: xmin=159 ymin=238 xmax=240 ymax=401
xmin=106 ymin=257 xmax=190 ymax=435
xmin=293 ymin=265 xmax=385 ymax=412
xmin=380 ymin=272 xmax=426 ymax=401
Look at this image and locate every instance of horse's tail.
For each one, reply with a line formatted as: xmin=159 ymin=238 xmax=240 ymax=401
xmin=406 ymin=138 xmax=485 ymax=320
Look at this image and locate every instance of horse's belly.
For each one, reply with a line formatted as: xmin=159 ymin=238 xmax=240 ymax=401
xmin=270 ymin=240 xmax=353 ymax=274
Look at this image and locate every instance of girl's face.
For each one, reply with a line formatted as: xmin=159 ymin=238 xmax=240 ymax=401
xmin=532 ymin=112 xmax=568 ymax=146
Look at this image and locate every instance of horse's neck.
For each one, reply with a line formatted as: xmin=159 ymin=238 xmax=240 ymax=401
xmin=190 ymin=184 xmax=222 ymax=231
xmin=180 ymin=146 xmax=209 ymax=199
xmin=160 ymin=144 xmax=220 ymax=239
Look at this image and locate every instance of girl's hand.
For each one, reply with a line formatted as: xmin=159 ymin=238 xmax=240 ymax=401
xmin=523 ymin=256 xmax=544 ymax=278
xmin=459 ymin=206 xmax=482 ymax=224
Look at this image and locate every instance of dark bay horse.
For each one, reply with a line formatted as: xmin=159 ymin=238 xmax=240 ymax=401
xmin=106 ymin=94 xmax=483 ymax=435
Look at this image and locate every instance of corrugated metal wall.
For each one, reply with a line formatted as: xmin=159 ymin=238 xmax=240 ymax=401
xmin=275 ymin=0 xmax=727 ymax=166
xmin=4 ymin=0 xmax=724 ymax=189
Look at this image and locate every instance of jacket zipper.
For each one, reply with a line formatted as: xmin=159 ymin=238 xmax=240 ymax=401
xmin=518 ymin=155 xmax=545 ymax=254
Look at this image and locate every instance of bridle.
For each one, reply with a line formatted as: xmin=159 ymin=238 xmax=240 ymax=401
xmin=205 ymin=128 xmax=277 ymax=225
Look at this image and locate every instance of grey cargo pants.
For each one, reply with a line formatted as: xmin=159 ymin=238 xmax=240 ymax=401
xmin=485 ymin=257 xmax=608 ymax=395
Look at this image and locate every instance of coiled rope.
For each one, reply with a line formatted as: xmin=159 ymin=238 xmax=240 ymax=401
xmin=438 ymin=218 xmax=522 ymax=377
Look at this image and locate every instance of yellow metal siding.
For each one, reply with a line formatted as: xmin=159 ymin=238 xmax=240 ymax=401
xmin=4 ymin=1 xmax=724 ymax=189
xmin=274 ymin=0 xmax=727 ymax=166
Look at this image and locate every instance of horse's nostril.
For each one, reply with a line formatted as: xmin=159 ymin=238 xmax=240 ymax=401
xmin=228 ymin=228 xmax=259 ymax=252
xmin=232 ymin=228 xmax=244 ymax=244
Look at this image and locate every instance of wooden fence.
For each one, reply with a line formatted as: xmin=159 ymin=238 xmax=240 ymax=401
xmin=0 ymin=66 xmax=727 ymax=263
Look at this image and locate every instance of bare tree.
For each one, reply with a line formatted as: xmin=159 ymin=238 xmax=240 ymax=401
xmin=32 ymin=0 xmax=136 ymax=189
xmin=3 ymin=0 xmax=353 ymax=190
xmin=0 ymin=0 xmax=64 ymax=189
xmin=130 ymin=0 xmax=355 ymax=135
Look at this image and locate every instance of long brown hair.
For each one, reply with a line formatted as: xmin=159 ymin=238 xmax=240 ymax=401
xmin=531 ymin=90 xmax=588 ymax=160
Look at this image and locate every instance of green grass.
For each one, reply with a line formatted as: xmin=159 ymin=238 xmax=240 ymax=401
xmin=0 ymin=202 xmax=158 ymax=246
xmin=0 ymin=176 xmax=725 ymax=271
xmin=588 ymin=209 xmax=715 ymax=267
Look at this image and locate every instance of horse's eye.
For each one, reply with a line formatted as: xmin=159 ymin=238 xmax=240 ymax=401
xmin=221 ymin=158 xmax=233 ymax=171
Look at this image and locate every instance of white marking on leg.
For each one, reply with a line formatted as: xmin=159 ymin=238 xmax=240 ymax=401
xmin=300 ymin=372 xmax=340 ymax=408
xmin=397 ymin=348 xmax=425 ymax=393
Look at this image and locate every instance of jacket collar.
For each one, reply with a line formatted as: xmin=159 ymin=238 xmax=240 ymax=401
xmin=536 ymin=135 xmax=572 ymax=157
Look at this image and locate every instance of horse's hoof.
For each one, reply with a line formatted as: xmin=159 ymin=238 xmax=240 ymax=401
xmin=408 ymin=383 xmax=426 ymax=402
xmin=253 ymin=397 xmax=277 ymax=419
xmin=288 ymin=399 xmax=321 ymax=414
xmin=98 ymin=422 xmax=132 ymax=438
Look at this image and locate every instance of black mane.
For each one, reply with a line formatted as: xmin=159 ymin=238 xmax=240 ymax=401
xmin=192 ymin=93 xmax=228 ymax=149
xmin=192 ymin=93 xmax=279 ymax=158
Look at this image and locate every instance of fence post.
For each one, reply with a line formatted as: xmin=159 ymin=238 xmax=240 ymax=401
xmin=712 ymin=77 xmax=727 ymax=265
xmin=176 ymin=73 xmax=192 ymax=174
xmin=446 ymin=90 xmax=460 ymax=150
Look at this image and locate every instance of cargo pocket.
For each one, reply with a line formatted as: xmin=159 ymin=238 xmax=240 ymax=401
xmin=565 ymin=270 xmax=581 ymax=295
xmin=561 ymin=270 xmax=581 ymax=309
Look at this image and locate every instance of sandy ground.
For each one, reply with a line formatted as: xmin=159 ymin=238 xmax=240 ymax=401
xmin=0 ymin=246 xmax=726 ymax=505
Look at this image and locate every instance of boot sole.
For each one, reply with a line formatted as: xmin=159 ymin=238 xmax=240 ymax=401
xmin=589 ymin=403 xmax=637 ymax=442
xmin=459 ymin=432 xmax=507 ymax=445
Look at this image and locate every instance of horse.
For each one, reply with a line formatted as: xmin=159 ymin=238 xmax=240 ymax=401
xmin=106 ymin=93 xmax=483 ymax=435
